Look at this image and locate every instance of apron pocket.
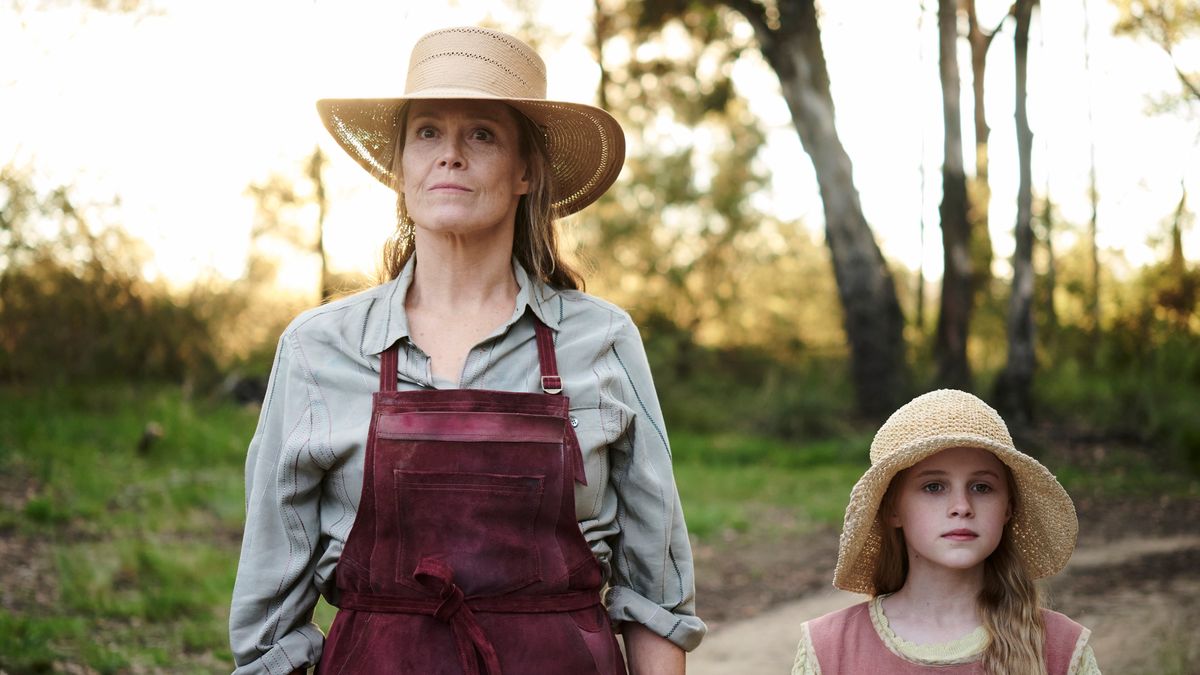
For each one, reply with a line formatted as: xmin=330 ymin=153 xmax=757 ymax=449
xmin=393 ymin=470 xmax=545 ymax=595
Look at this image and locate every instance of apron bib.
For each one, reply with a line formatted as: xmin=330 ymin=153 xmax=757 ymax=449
xmin=317 ymin=319 xmax=626 ymax=675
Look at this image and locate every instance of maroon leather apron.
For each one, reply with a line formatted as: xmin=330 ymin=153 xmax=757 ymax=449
xmin=317 ymin=319 xmax=627 ymax=675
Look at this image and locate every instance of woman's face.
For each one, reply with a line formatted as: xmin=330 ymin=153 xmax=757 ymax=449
xmin=401 ymin=99 xmax=529 ymax=239
xmin=888 ymin=446 xmax=1012 ymax=575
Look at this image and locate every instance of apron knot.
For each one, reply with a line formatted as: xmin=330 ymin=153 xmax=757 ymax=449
xmin=413 ymin=557 xmax=504 ymax=675
xmin=414 ymin=558 xmax=466 ymax=621
xmin=434 ymin=584 xmax=466 ymax=622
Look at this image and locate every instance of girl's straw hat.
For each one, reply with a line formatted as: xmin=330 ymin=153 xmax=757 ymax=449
xmin=833 ymin=389 xmax=1078 ymax=595
xmin=316 ymin=26 xmax=625 ymax=217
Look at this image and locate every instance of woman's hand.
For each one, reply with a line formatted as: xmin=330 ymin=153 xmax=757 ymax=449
xmin=623 ymin=622 xmax=685 ymax=675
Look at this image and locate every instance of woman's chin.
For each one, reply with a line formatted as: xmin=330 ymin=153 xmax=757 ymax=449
xmin=414 ymin=214 xmax=514 ymax=239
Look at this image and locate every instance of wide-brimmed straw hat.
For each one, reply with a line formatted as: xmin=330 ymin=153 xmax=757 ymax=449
xmin=316 ymin=26 xmax=625 ymax=217
xmin=833 ymin=389 xmax=1078 ymax=595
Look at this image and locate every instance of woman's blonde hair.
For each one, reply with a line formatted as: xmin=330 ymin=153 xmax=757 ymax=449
xmin=873 ymin=463 xmax=1046 ymax=675
xmin=381 ymin=103 xmax=584 ymax=290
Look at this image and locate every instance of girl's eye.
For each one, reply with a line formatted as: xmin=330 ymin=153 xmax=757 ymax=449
xmin=921 ymin=483 xmax=944 ymax=494
xmin=971 ymin=483 xmax=993 ymax=494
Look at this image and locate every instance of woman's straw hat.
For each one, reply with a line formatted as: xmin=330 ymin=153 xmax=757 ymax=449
xmin=833 ymin=389 xmax=1078 ymax=595
xmin=317 ymin=26 xmax=625 ymax=217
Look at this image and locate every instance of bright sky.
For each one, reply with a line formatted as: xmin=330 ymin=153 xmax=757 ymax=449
xmin=2 ymin=0 xmax=1197 ymax=294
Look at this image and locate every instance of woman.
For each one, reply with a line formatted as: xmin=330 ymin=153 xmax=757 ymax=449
xmin=228 ymin=26 xmax=704 ymax=675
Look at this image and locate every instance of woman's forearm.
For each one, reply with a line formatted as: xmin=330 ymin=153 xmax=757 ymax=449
xmin=623 ymin=622 xmax=685 ymax=675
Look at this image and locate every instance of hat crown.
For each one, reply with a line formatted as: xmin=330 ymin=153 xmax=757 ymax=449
xmin=405 ymin=27 xmax=548 ymax=100
xmin=869 ymin=389 xmax=1012 ymax=464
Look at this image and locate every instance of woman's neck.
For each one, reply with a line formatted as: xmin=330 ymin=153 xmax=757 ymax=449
xmin=881 ymin=562 xmax=985 ymax=644
xmin=408 ymin=229 xmax=519 ymax=312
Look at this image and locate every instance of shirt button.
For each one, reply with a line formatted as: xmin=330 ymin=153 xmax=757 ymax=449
xmin=569 ymin=415 xmax=579 ymax=428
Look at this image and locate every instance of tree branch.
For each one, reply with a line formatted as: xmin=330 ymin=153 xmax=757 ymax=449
xmin=721 ymin=0 xmax=772 ymax=42
xmin=1174 ymin=64 xmax=1200 ymax=102
xmin=983 ymin=1 xmax=1018 ymax=51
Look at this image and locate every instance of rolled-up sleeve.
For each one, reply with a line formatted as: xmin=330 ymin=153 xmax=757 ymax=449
xmin=602 ymin=315 xmax=706 ymax=651
xmin=229 ymin=331 xmax=328 ymax=674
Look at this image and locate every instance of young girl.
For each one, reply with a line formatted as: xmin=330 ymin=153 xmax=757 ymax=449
xmin=792 ymin=389 xmax=1100 ymax=674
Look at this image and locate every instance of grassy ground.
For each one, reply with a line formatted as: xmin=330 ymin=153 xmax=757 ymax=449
xmin=0 ymin=383 xmax=869 ymax=673
xmin=2 ymin=383 xmax=1196 ymax=673
xmin=0 ymin=384 xmax=251 ymax=673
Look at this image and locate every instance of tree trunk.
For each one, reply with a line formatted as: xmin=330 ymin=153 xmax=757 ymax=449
xmin=936 ymin=0 xmax=974 ymax=390
xmin=726 ymin=0 xmax=907 ymax=416
xmin=592 ymin=0 xmax=612 ymax=111
xmin=1082 ymin=0 xmax=1101 ymax=351
xmin=307 ymin=146 xmax=332 ymax=302
xmin=966 ymin=0 xmax=1008 ymax=298
xmin=1041 ymin=179 xmax=1058 ymax=336
xmin=995 ymin=0 xmax=1037 ymax=425
xmin=1170 ymin=180 xmax=1187 ymax=275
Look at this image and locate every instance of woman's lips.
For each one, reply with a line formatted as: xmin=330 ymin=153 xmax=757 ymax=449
xmin=942 ymin=529 xmax=979 ymax=541
xmin=429 ymin=182 xmax=471 ymax=191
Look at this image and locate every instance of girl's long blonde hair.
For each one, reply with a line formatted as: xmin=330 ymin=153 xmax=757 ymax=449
xmin=873 ymin=465 xmax=1047 ymax=675
xmin=381 ymin=103 xmax=584 ymax=290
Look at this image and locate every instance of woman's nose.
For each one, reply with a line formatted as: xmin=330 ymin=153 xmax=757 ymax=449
xmin=437 ymin=139 xmax=466 ymax=168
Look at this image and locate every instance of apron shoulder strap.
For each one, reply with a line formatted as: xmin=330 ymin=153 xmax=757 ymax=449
xmin=379 ymin=343 xmax=399 ymax=392
xmin=533 ymin=320 xmax=562 ymax=395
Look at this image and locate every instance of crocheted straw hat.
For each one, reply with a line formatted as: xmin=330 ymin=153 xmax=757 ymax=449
xmin=316 ymin=26 xmax=625 ymax=217
xmin=833 ymin=389 xmax=1078 ymax=595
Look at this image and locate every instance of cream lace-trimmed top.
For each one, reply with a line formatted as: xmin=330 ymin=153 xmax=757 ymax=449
xmin=791 ymin=596 xmax=1101 ymax=674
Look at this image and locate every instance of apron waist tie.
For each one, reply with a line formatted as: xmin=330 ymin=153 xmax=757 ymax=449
xmin=337 ymin=558 xmax=603 ymax=675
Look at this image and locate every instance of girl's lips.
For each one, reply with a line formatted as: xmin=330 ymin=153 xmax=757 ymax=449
xmin=942 ymin=529 xmax=979 ymax=541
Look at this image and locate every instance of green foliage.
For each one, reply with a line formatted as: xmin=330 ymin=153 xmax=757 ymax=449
xmin=573 ymin=3 xmax=844 ymax=357
xmin=638 ymin=314 xmax=857 ymax=440
xmin=0 ymin=167 xmax=221 ymax=383
xmin=1036 ymin=327 xmax=1200 ymax=473
xmin=1112 ymin=0 xmax=1200 ymax=114
xmin=0 ymin=166 xmax=306 ymax=386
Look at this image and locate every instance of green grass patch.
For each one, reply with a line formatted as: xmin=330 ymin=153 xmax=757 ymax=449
xmin=671 ymin=431 xmax=868 ymax=539
xmin=0 ymin=382 xmax=256 ymax=673
xmin=0 ymin=613 xmax=90 ymax=673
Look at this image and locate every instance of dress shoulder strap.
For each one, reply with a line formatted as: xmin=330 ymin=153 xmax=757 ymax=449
xmin=1041 ymin=609 xmax=1088 ymax=675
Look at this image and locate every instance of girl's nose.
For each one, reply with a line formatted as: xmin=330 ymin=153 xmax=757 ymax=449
xmin=948 ymin=489 xmax=974 ymax=518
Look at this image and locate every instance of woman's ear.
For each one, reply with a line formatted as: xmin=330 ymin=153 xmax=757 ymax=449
xmin=515 ymin=162 xmax=531 ymax=196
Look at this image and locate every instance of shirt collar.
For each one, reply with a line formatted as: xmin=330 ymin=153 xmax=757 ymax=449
xmin=363 ymin=254 xmax=561 ymax=356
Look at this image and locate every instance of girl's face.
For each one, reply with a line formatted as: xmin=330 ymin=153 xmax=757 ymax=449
xmin=401 ymin=99 xmax=530 ymax=238
xmin=888 ymin=446 xmax=1012 ymax=574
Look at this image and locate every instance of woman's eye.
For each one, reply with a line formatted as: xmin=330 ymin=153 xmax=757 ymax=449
xmin=472 ymin=128 xmax=494 ymax=141
xmin=415 ymin=127 xmax=436 ymax=139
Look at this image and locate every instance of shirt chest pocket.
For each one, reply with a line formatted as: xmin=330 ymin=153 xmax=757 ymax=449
xmin=568 ymin=406 xmax=609 ymax=520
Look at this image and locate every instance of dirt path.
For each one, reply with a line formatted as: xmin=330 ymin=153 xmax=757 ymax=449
xmin=688 ymin=533 xmax=1200 ymax=674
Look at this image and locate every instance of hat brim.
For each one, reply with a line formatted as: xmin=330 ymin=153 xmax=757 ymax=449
xmin=316 ymin=95 xmax=625 ymax=217
xmin=832 ymin=435 xmax=1079 ymax=595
